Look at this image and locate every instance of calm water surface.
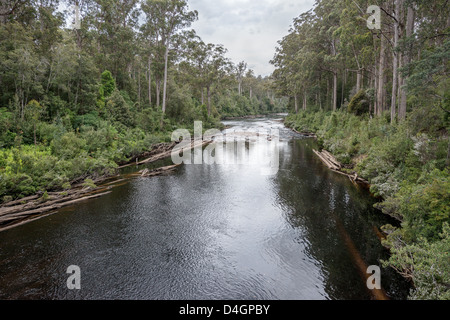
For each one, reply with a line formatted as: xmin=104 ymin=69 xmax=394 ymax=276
xmin=0 ymin=117 xmax=410 ymax=300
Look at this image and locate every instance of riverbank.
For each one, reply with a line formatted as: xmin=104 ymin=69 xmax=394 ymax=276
xmin=0 ymin=138 xmax=211 ymax=232
xmin=284 ymin=110 xmax=450 ymax=300
xmin=290 ymin=124 xmax=370 ymax=188
xmin=221 ymin=113 xmax=288 ymax=120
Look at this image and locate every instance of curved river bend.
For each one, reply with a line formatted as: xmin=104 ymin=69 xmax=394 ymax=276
xmin=0 ymin=117 xmax=410 ymax=300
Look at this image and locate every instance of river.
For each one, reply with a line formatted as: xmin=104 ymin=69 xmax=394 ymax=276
xmin=0 ymin=116 xmax=411 ymax=300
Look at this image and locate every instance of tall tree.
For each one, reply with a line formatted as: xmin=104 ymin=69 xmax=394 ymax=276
xmin=142 ymin=0 xmax=197 ymax=117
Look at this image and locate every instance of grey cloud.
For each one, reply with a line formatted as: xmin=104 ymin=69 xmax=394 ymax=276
xmin=188 ymin=0 xmax=315 ymax=76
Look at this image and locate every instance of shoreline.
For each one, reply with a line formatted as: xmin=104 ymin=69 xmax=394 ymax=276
xmin=221 ymin=113 xmax=288 ymax=120
xmin=289 ymin=126 xmax=371 ymax=188
xmin=0 ymin=139 xmax=211 ymax=232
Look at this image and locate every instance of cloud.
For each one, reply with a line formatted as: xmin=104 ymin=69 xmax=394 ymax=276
xmin=188 ymin=0 xmax=315 ymax=76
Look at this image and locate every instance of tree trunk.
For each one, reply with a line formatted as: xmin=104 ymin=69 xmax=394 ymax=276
xmin=206 ymin=85 xmax=211 ymax=116
xmin=294 ymin=94 xmax=298 ymax=114
xmin=391 ymin=0 xmax=400 ymax=124
xmin=138 ymin=64 xmax=141 ymax=111
xmin=333 ymin=71 xmax=338 ymax=111
xmin=162 ymin=40 xmax=169 ymax=114
xmin=148 ymin=55 xmax=152 ymax=106
xmin=398 ymin=5 xmax=414 ymax=121
xmin=156 ymin=79 xmax=160 ymax=108
xmin=356 ymin=70 xmax=362 ymax=92
xmin=303 ymin=89 xmax=307 ymax=111
xmin=377 ymin=33 xmax=386 ymax=116
xmin=319 ymin=86 xmax=322 ymax=111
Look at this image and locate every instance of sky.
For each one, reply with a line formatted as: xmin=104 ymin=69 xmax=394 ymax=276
xmin=187 ymin=0 xmax=316 ymax=77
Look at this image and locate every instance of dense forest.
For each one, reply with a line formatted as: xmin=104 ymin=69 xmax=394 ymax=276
xmin=0 ymin=0 xmax=287 ymax=202
xmin=272 ymin=0 xmax=449 ymax=299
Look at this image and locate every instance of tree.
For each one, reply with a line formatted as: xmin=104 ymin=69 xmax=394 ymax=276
xmin=236 ymin=61 xmax=247 ymax=96
xmin=142 ymin=0 xmax=198 ymax=118
xmin=100 ymin=70 xmax=116 ymax=98
xmin=25 ymin=99 xmax=43 ymax=145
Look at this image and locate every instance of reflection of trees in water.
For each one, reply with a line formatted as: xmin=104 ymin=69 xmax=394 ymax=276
xmin=272 ymin=139 xmax=410 ymax=300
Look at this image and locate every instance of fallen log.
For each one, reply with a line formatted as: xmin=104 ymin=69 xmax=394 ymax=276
xmin=118 ymin=141 xmax=178 ymax=169
xmin=0 ymin=191 xmax=112 ymax=224
xmin=321 ymin=150 xmax=342 ymax=169
xmin=137 ymin=139 xmax=212 ymax=166
xmin=0 ymin=188 xmax=111 ymax=218
xmin=313 ymin=149 xmax=340 ymax=171
xmin=139 ymin=164 xmax=181 ymax=177
xmin=313 ymin=149 xmax=369 ymax=186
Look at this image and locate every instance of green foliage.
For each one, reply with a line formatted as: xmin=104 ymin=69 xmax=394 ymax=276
xmin=100 ymin=70 xmax=116 ymax=98
xmin=0 ymin=108 xmax=16 ymax=148
xmin=285 ymin=108 xmax=449 ymax=299
xmin=382 ymin=223 xmax=450 ymax=300
xmin=105 ymin=90 xmax=135 ymax=128
xmin=347 ymin=89 xmax=370 ymax=116
xmin=378 ymin=169 xmax=450 ymax=242
xmin=82 ymin=178 xmax=97 ymax=190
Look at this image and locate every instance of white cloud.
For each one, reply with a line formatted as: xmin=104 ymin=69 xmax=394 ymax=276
xmin=188 ymin=0 xmax=315 ymax=76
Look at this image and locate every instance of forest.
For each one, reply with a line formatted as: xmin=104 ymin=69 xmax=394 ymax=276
xmin=272 ymin=0 xmax=449 ymax=299
xmin=0 ymin=0 xmax=287 ymax=203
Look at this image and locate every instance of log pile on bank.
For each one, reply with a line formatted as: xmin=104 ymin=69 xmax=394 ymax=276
xmin=313 ymin=149 xmax=369 ymax=186
xmin=0 ymin=187 xmax=112 ymax=231
xmin=0 ymin=139 xmax=213 ymax=232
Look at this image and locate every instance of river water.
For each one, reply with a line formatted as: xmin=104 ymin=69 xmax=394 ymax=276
xmin=0 ymin=117 xmax=410 ymax=300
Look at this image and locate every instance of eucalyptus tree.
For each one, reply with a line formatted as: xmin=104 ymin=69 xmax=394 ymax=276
xmin=141 ymin=0 xmax=197 ymax=117
xmin=235 ymin=61 xmax=247 ymax=96
xmin=87 ymin=0 xmax=140 ymax=91
xmin=191 ymin=42 xmax=232 ymax=116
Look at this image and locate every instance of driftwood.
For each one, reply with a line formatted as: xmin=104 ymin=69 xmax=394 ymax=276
xmin=118 ymin=142 xmax=178 ymax=169
xmin=137 ymin=164 xmax=181 ymax=177
xmin=118 ymin=139 xmax=212 ymax=168
xmin=313 ymin=149 xmax=369 ymax=185
xmin=0 ymin=139 xmax=212 ymax=232
xmin=0 ymin=188 xmax=112 ymax=232
xmin=313 ymin=149 xmax=341 ymax=171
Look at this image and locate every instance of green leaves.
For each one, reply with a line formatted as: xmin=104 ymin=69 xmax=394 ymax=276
xmin=100 ymin=70 xmax=116 ymax=98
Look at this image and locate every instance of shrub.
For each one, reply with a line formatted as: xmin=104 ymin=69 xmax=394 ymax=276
xmin=348 ymin=89 xmax=370 ymax=115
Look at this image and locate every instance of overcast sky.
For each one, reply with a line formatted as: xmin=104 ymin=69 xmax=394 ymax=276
xmin=187 ymin=0 xmax=315 ymax=77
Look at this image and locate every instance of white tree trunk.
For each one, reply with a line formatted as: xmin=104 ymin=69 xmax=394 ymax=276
xmin=391 ymin=0 xmax=400 ymax=124
xmin=162 ymin=41 xmax=169 ymax=114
